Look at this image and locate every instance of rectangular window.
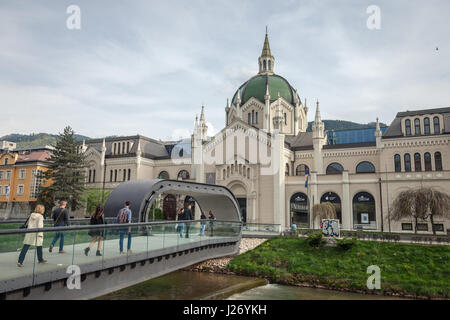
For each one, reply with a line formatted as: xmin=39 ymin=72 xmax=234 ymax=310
xmin=0 ymin=186 xmax=2 ymax=195
xmin=17 ymin=184 xmax=24 ymax=195
xmin=6 ymin=170 xmax=11 ymax=180
xmin=416 ymin=223 xmax=428 ymax=231
xmin=19 ymin=169 xmax=26 ymax=179
xmin=401 ymin=223 xmax=413 ymax=231
xmin=0 ymin=171 xmax=3 ymax=180
xmin=432 ymin=224 xmax=444 ymax=232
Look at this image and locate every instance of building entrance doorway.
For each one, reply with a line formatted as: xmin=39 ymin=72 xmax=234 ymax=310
xmin=237 ymin=198 xmax=247 ymax=223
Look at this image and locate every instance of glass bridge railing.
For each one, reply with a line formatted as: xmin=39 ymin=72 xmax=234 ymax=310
xmin=241 ymin=223 xmax=281 ymax=236
xmin=0 ymin=219 xmax=242 ymax=293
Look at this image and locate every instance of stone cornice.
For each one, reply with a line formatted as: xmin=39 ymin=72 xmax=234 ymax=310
xmin=382 ymin=136 xmax=450 ymax=149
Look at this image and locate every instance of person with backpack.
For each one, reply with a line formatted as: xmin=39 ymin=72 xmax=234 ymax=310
xmin=84 ymin=205 xmax=106 ymax=256
xmin=49 ymin=200 xmax=69 ymax=254
xmin=17 ymin=205 xmax=47 ymax=267
xmin=116 ymin=201 xmax=132 ymax=254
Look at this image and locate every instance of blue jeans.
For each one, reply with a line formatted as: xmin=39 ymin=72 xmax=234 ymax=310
xmin=18 ymin=244 xmax=44 ymax=264
xmin=119 ymin=230 xmax=132 ymax=252
xmin=51 ymin=230 xmax=65 ymax=251
xmin=177 ymin=223 xmax=185 ymax=237
xmin=200 ymin=224 xmax=206 ymax=235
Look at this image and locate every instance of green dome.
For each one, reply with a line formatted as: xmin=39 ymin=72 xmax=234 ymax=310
xmin=232 ymin=74 xmax=299 ymax=106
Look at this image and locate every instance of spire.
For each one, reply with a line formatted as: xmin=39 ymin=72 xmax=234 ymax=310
xmin=314 ymin=99 xmax=322 ymax=124
xmin=200 ymin=104 xmax=205 ymax=122
xmin=261 ymin=28 xmax=272 ymax=57
xmin=225 ymin=98 xmax=230 ymax=112
xmin=236 ymin=88 xmax=241 ymax=106
xmin=375 ymin=117 xmax=382 ymax=138
xmin=136 ymin=140 xmax=142 ymax=157
xmin=101 ymin=138 xmax=106 ymax=152
xmin=258 ymin=28 xmax=275 ymax=74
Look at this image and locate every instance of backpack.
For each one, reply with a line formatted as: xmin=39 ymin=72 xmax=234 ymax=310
xmin=118 ymin=209 xmax=129 ymax=224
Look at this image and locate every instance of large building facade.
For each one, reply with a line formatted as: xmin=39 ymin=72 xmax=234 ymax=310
xmin=80 ymin=32 xmax=450 ymax=233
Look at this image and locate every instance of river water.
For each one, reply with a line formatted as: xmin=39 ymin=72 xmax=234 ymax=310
xmin=98 ymin=271 xmax=404 ymax=300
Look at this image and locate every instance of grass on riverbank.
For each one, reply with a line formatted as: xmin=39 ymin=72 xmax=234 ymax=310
xmin=228 ymin=237 xmax=449 ymax=299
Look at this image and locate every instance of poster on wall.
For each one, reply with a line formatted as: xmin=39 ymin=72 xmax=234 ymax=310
xmin=205 ymin=172 xmax=216 ymax=185
xmin=361 ymin=213 xmax=369 ymax=224
xmin=321 ymin=219 xmax=340 ymax=237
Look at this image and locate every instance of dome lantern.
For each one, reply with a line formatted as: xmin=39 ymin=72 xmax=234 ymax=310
xmin=258 ymin=27 xmax=275 ymax=74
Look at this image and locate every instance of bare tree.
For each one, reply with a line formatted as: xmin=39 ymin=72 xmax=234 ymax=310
xmin=391 ymin=188 xmax=450 ymax=234
xmin=312 ymin=202 xmax=337 ymax=229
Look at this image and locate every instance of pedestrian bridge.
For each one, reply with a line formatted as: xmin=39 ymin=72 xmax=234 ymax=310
xmin=0 ymin=180 xmax=242 ymax=300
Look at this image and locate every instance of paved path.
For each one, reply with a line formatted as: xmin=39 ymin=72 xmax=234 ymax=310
xmin=0 ymin=232 xmax=223 ymax=284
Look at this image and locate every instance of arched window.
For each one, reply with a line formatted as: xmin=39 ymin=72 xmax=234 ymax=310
xmin=326 ymin=162 xmax=344 ymax=174
xmin=248 ymin=113 xmax=251 ymax=124
xmin=263 ymin=60 xmax=266 ymax=71
xmin=252 ymin=110 xmax=255 ymax=124
xmin=114 ymin=169 xmax=118 ymax=182
xmin=435 ymin=152 xmax=442 ymax=171
xmin=414 ymin=153 xmax=421 ymax=172
xmin=117 ymin=143 xmax=121 ymax=155
xmin=158 ymin=171 xmax=169 ymax=179
xmin=290 ymin=193 xmax=309 ymax=227
xmin=414 ymin=118 xmax=421 ymax=135
xmin=284 ymin=113 xmax=287 ymax=125
xmin=404 ymin=154 xmax=411 ymax=172
xmin=128 ymin=168 xmax=131 ymax=180
xmin=405 ymin=119 xmax=411 ymax=136
xmin=394 ymin=154 xmax=401 ymax=172
xmin=177 ymin=170 xmax=190 ymax=180
xmin=113 ymin=143 xmax=117 ymax=155
xmin=424 ymin=152 xmax=432 ymax=171
xmin=424 ymin=117 xmax=430 ymax=134
xmin=123 ymin=169 xmax=126 ymax=181
xmin=296 ymin=164 xmax=309 ymax=176
xmin=433 ymin=117 xmax=440 ymax=134
xmin=285 ymin=163 xmax=290 ymax=176
xmin=353 ymin=192 xmax=376 ymax=230
xmin=255 ymin=112 xmax=258 ymax=124
xmin=110 ymin=170 xmax=113 ymax=182
xmin=127 ymin=141 xmax=130 ymax=153
xmin=356 ymin=161 xmax=375 ymax=173
xmin=320 ymin=192 xmax=342 ymax=224
xmin=268 ymin=60 xmax=271 ymax=71
xmin=434 ymin=152 xmax=442 ymax=171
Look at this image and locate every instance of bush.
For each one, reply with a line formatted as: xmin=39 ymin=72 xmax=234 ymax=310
xmin=148 ymin=208 xmax=164 ymax=220
xmin=306 ymin=231 xmax=326 ymax=248
xmin=335 ymin=237 xmax=357 ymax=250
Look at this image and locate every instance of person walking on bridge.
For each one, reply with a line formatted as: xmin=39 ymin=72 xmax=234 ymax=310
xmin=18 ymin=205 xmax=47 ymax=267
xmin=200 ymin=211 xmax=207 ymax=236
xmin=84 ymin=205 xmax=106 ymax=257
xmin=49 ymin=200 xmax=69 ymax=254
xmin=117 ymin=201 xmax=132 ymax=254
xmin=183 ymin=204 xmax=193 ymax=238
xmin=176 ymin=208 xmax=185 ymax=238
xmin=208 ymin=210 xmax=216 ymax=237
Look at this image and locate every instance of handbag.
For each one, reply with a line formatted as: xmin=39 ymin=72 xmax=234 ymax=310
xmin=20 ymin=215 xmax=31 ymax=229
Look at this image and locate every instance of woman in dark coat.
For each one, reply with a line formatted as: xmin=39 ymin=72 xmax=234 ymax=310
xmin=84 ymin=205 xmax=106 ymax=256
xmin=208 ymin=210 xmax=216 ymax=237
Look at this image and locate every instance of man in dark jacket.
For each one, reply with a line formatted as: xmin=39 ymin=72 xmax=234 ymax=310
xmin=49 ymin=200 xmax=69 ymax=253
xmin=183 ymin=204 xmax=193 ymax=238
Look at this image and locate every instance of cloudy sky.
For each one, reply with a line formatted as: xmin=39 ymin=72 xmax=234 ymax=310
xmin=1 ymin=0 xmax=449 ymax=140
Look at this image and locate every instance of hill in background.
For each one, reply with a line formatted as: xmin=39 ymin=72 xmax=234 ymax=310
xmin=0 ymin=133 xmax=91 ymax=148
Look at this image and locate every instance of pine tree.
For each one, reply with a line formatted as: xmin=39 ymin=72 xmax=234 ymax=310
xmin=38 ymin=126 xmax=87 ymax=213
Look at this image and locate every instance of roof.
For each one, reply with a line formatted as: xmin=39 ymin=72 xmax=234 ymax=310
xmin=83 ymin=135 xmax=172 ymax=160
xmin=285 ymin=132 xmax=313 ymax=150
xmin=16 ymin=151 xmax=51 ymax=163
xmin=383 ymin=107 xmax=450 ymax=138
xmin=323 ymin=142 xmax=376 ymax=149
xmin=231 ymin=74 xmax=299 ymax=106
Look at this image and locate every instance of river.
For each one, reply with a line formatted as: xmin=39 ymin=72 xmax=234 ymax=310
xmin=97 ymin=271 xmax=404 ymax=300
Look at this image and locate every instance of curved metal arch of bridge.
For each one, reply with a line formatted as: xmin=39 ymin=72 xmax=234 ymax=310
xmin=104 ymin=179 xmax=242 ymax=222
